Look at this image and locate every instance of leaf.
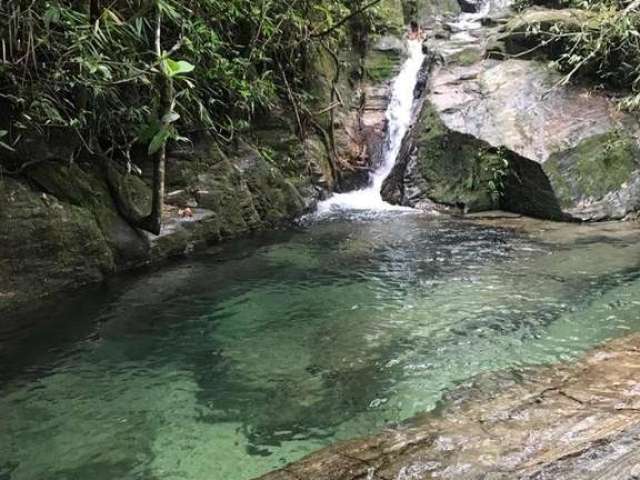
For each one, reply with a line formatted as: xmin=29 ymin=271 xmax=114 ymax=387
xmin=0 ymin=131 xmax=14 ymax=151
xmin=43 ymin=7 xmax=60 ymax=28
xmin=102 ymin=8 xmax=124 ymax=25
xmin=137 ymin=119 xmax=160 ymax=143
xmin=148 ymin=128 xmax=170 ymax=155
xmin=0 ymin=141 xmax=15 ymax=152
xmin=161 ymin=112 xmax=180 ymax=124
xmin=162 ymin=58 xmax=195 ymax=78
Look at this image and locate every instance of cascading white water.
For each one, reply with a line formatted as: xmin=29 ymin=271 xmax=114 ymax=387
xmin=316 ymin=39 xmax=426 ymax=214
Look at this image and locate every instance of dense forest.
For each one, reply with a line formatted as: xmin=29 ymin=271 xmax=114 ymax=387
xmin=0 ymin=0 xmax=395 ymax=232
xmin=2 ymin=1 xmax=640 ymax=480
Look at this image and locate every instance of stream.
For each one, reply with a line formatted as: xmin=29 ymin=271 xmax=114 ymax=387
xmin=2 ymin=214 xmax=640 ymax=480
xmin=3 ymin=18 xmax=640 ymax=480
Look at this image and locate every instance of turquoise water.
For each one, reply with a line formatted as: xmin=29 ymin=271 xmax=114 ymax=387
xmin=2 ymin=213 xmax=640 ymax=480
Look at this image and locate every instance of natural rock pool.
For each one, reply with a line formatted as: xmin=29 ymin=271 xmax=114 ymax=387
xmin=2 ymin=212 xmax=640 ymax=480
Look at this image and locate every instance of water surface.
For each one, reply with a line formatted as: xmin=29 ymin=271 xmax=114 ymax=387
xmin=2 ymin=213 xmax=640 ymax=480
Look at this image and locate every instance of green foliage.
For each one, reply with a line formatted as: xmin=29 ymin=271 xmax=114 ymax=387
xmin=516 ymin=0 xmax=640 ymax=109
xmin=481 ymin=147 xmax=510 ymax=201
xmin=0 ymin=0 xmax=380 ymax=166
xmin=0 ymin=130 xmax=14 ymax=151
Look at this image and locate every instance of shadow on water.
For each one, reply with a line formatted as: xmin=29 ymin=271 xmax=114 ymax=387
xmin=2 ymin=214 xmax=640 ymax=480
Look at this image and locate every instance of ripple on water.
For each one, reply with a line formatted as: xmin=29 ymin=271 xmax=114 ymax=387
xmin=2 ymin=216 xmax=640 ymax=480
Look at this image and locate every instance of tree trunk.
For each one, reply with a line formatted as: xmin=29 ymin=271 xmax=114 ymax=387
xmin=139 ymin=71 xmax=171 ymax=235
xmin=138 ymin=6 xmax=171 ymax=236
xmin=89 ymin=0 xmax=101 ymax=23
xmin=105 ymin=4 xmax=170 ymax=236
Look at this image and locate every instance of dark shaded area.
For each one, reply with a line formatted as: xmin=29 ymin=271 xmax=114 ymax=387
xmin=502 ymin=155 xmax=568 ymax=221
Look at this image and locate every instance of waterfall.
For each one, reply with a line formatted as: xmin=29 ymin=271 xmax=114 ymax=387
xmin=316 ymin=39 xmax=426 ymax=214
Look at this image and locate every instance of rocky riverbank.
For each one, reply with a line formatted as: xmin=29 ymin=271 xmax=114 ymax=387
xmin=0 ymin=0 xmax=414 ymax=313
xmin=257 ymin=331 xmax=640 ymax=480
xmin=383 ymin=5 xmax=640 ymax=221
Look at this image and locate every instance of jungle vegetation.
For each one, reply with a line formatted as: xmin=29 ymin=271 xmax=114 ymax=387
xmin=514 ymin=0 xmax=640 ymax=109
xmin=0 ymin=0 xmax=389 ymax=232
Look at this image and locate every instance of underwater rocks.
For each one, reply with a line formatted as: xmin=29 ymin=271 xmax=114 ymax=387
xmin=256 ymin=333 xmax=640 ymax=480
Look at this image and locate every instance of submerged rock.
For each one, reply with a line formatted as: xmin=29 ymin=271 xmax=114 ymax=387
xmin=256 ymin=333 xmax=640 ymax=479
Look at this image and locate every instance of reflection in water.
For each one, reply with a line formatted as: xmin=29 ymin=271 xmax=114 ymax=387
xmin=2 ymin=215 xmax=640 ymax=480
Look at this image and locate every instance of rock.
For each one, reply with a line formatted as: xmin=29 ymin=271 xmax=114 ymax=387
xmin=0 ymin=176 xmax=115 ymax=311
xmin=24 ymin=161 xmax=150 ymax=267
xmin=495 ymin=8 xmax=596 ymax=57
xmin=0 ymin=134 xmax=312 ymax=313
xmin=458 ymin=0 xmax=483 ymax=13
xmin=256 ymin=333 xmax=640 ymax=480
xmin=372 ymin=34 xmax=406 ymax=55
xmin=505 ymin=7 xmax=594 ymax=32
xmin=373 ymin=0 xmax=405 ymax=35
xmin=406 ymin=0 xmax=462 ymax=23
xmin=389 ymin=57 xmax=640 ymax=221
xmin=305 ymin=135 xmax=335 ymax=193
xmin=383 ymin=102 xmax=505 ymax=213
xmin=365 ymin=48 xmax=403 ymax=83
xmin=165 ymin=189 xmax=197 ymax=208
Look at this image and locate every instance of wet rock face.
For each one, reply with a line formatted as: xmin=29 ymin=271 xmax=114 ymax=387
xmin=426 ymin=59 xmax=640 ymax=220
xmin=0 ymin=137 xmax=309 ymax=313
xmin=457 ymin=0 xmax=483 ymax=13
xmin=386 ymin=9 xmax=640 ymax=221
xmin=0 ymin=176 xmax=116 ymax=311
xmin=257 ymin=334 xmax=640 ymax=480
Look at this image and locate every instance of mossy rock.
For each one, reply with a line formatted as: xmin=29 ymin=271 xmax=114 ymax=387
xmin=450 ymin=47 xmax=484 ymax=66
xmin=404 ymin=0 xmax=461 ymax=22
xmin=240 ymin=154 xmax=307 ymax=226
xmin=374 ymin=0 xmax=406 ymax=35
xmin=305 ymin=135 xmax=335 ymax=191
xmin=505 ymin=7 xmax=594 ymax=32
xmin=411 ymin=103 xmax=501 ymax=212
xmin=194 ymin=163 xmax=261 ymax=237
xmin=365 ymin=49 xmax=402 ymax=82
xmin=166 ymin=141 xmax=228 ymax=190
xmin=384 ymin=100 xmax=567 ymax=219
xmin=544 ymin=131 xmax=640 ymax=211
xmin=307 ymin=46 xmax=338 ymax=107
xmin=496 ymin=8 xmax=596 ymax=58
xmin=25 ymin=161 xmax=150 ymax=266
xmin=0 ymin=177 xmax=115 ymax=311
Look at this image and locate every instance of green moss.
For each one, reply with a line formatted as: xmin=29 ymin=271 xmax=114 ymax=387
xmin=450 ymin=47 xmax=484 ymax=66
xmin=414 ymin=103 xmax=502 ymax=212
xmin=374 ymin=0 xmax=405 ymax=35
xmin=365 ymin=50 xmax=401 ymax=82
xmin=545 ymin=131 xmax=640 ymax=207
xmin=405 ymin=0 xmax=460 ymax=22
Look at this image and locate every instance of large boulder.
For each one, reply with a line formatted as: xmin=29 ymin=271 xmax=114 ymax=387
xmin=0 ymin=135 xmax=312 ymax=313
xmin=0 ymin=176 xmax=115 ymax=310
xmin=490 ymin=8 xmax=597 ymax=58
xmin=257 ymin=333 xmax=640 ymax=480
xmin=404 ymin=0 xmax=461 ymax=22
xmin=386 ymin=58 xmax=640 ymax=221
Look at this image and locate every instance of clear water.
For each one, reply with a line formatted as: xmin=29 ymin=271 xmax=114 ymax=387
xmin=2 ymin=214 xmax=640 ymax=480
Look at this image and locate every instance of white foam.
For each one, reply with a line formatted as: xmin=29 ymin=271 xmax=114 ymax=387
xmin=316 ymin=39 xmax=426 ymax=215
